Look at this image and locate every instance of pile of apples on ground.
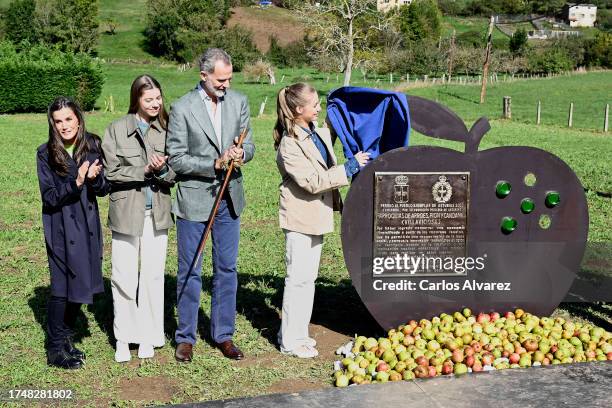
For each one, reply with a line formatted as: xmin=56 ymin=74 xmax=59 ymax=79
xmin=333 ymin=308 xmax=612 ymax=386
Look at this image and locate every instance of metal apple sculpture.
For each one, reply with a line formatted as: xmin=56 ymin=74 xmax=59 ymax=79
xmin=341 ymin=96 xmax=589 ymax=330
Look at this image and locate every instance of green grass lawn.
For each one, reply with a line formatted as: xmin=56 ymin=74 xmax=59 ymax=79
xmin=97 ymin=0 xmax=162 ymax=62
xmin=408 ymin=71 xmax=612 ymax=133
xmin=0 ymin=61 xmax=610 ymax=405
xmin=443 ymin=16 xmax=511 ymax=45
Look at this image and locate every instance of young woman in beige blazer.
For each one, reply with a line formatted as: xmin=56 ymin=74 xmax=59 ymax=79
xmin=102 ymin=75 xmax=175 ymax=362
xmin=274 ymin=83 xmax=369 ymax=358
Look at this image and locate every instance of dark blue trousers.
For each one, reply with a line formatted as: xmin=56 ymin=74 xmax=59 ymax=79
xmin=175 ymin=199 xmax=240 ymax=345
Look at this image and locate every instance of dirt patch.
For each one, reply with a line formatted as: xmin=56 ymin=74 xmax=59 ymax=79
xmin=309 ymin=323 xmax=351 ymax=358
xmin=267 ymin=377 xmax=329 ymax=395
xmin=227 ymin=6 xmax=304 ymax=53
xmin=118 ymin=376 xmax=179 ymax=403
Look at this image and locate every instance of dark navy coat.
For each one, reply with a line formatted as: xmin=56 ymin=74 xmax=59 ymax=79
xmin=36 ymin=134 xmax=110 ymax=304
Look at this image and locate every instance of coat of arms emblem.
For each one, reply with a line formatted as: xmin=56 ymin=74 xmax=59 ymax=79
xmin=393 ymin=175 xmax=409 ymax=203
xmin=432 ymin=175 xmax=453 ymax=203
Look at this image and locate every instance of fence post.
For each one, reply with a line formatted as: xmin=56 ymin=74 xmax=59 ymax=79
xmin=503 ymin=96 xmax=512 ymax=119
xmin=537 ymin=101 xmax=541 ymax=125
xmin=258 ymin=97 xmax=268 ymax=118
xmin=605 ymin=104 xmax=609 ymax=132
xmin=390 ymin=73 xmax=393 ymax=83
xmin=568 ymin=102 xmax=574 ymax=128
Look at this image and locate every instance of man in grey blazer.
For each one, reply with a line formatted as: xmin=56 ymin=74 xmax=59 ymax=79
xmin=166 ymin=48 xmax=255 ymax=362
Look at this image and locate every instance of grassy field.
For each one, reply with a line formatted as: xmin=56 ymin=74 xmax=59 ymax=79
xmin=443 ymin=16 xmax=511 ymax=45
xmin=407 ymin=70 xmax=612 ymax=138
xmin=0 ymin=1 xmax=610 ymax=405
xmin=97 ymin=0 xmax=162 ymax=62
xmin=0 ymin=62 xmax=610 ymax=405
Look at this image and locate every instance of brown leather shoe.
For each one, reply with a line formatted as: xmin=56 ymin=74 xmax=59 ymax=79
xmin=175 ymin=343 xmax=193 ymax=362
xmin=217 ymin=340 xmax=244 ymax=360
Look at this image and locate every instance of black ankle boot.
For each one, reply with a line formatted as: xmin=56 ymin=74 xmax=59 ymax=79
xmin=47 ymin=349 xmax=84 ymax=369
xmin=64 ymin=337 xmax=85 ymax=360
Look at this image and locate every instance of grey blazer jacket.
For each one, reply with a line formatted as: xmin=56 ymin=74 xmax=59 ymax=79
xmin=166 ymin=87 xmax=255 ymax=221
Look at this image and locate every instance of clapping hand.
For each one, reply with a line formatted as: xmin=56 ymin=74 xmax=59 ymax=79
xmin=76 ymin=161 xmax=90 ymax=187
xmin=145 ymin=154 xmax=168 ymax=175
xmin=86 ymin=159 xmax=103 ymax=180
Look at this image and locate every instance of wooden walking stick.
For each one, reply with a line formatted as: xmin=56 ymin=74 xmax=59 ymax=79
xmin=190 ymin=128 xmax=249 ymax=272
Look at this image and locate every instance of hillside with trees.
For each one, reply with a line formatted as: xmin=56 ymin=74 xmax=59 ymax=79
xmin=0 ymin=0 xmax=609 ymax=81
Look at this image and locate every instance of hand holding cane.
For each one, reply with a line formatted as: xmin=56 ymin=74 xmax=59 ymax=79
xmin=190 ymin=128 xmax=248 ymax=273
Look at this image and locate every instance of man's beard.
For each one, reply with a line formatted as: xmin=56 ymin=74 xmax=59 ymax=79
xmin=203 ymin=81 xmax=226 ymax=98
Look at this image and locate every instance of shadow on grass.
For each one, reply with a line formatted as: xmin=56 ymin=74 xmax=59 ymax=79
xmin=235 ymin=273 xmax=382 ymax=347
xmin=29 ymin=274 xmax=182 ymax=350
xmin=437 ymin=88 xmax=480 ymax=105
xmin=29 ymin=286 xmax=95 ymax=348
xmin=29 ymin=271 xmax=383 ymax=352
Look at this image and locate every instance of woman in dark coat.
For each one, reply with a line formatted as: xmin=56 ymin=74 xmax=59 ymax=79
xmin=36 ymin=97 xmax=109 ymax=369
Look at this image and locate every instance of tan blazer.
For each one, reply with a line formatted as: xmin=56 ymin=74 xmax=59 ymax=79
xmin=102 ymin=114 xmax=176 ymax=236
xmin=276 ymin=125 xmax=348 ymax=235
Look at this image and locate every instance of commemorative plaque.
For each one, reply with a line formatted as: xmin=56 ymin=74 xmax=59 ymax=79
xmin=373 ymin=172 xmax=470 ymax=276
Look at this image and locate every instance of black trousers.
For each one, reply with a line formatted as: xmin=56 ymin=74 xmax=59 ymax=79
xmin=47 ymin=295 xmax=81 ymax=352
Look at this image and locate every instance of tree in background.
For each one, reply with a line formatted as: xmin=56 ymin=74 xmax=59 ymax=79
xmin=3 ymin=0 xmax=39 ymax=46
xmin=530 ymin=0 xmax=565 ymax=15
xmin=585 ymin=32 xmax=611 ymax=68
xmin=144 ymin=0 xmax=231 ymax=61
xmin=2 ymin=0 xmax=99 ymax=54
xmin=39 ymin=0 xmax=99 ymax=54
xmin=296 ymin=0 xmax=376 ymax=86
xmin=509 ymin=28 xmax=528 ymax=56
xmin=398 ymin=0 xmax=442 ymax=44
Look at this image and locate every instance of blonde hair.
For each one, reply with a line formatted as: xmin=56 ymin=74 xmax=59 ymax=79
xmin=273 ymin=82 xmax=317 ymax=150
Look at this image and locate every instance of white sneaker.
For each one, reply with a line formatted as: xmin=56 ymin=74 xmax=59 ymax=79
xmin=277 ymin=334 xmax=317 ymax=348
xmin=115 ymin=341 xmax=131 ymax=363
xmin=138 ymin=344 xmax=154 ymax=359
xmin=281 ymin=344 xmax=318 ymax=359
xmin=303 ymin=337 xmax=317 ymax=347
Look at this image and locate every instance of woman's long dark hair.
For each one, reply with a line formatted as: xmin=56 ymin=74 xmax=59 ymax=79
xmin=127 ymin=74 xmax=169 ymax=130
xmin=47 ymin=97 xmax=99 ymax=177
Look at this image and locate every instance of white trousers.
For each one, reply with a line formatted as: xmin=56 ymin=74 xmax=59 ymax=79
xmin=279 ymin=229 xmax=323 ymax=352
xmin=111 ymin=211 xmax=167 ymax=346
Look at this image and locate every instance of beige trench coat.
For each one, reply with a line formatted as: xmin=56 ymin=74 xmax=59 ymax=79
xmin=102 ymin=114 xmax=175 ymax=236
xmin=276 ymin=125 xmax=348 ymax=236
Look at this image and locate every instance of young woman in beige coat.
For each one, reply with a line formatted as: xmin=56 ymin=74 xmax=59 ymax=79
xmin=102 ymin=75 xmax=175 ymax=362
xmin=274 ymin=83 xmax=369 ymax=358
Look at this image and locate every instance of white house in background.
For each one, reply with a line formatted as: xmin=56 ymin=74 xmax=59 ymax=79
xmin=377 ymin=0 xmax=412 ymax=13
xmin=563 ymin=3 xmax=597 ymax=27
